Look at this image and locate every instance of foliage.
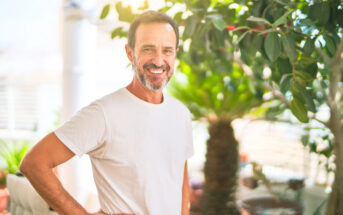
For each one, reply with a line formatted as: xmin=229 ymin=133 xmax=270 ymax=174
xmin=228 ymin=0 xmax=343 ymax=214
xmin=0 ymin=139 xmax=30 ymax=185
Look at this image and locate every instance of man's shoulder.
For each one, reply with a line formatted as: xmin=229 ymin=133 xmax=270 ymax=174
xmin=94 ymin=88 xmax=128 ymax=108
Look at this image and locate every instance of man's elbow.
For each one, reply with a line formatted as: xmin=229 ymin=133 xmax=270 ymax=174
xmin=19 ymin=155 xmax=31 ymax=176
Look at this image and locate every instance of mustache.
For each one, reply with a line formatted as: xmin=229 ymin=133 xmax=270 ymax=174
xmin=143 ymin=63 xmax=170 ymax=71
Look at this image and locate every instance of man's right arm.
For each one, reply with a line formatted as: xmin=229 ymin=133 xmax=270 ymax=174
xmin=20 ymin=132 xmax=100 ymax=215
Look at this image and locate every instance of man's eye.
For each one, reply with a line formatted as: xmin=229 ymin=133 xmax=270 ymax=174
xmin=144 ymin=48 xmax=152 ymax=52
xmin=164 ymin=49 xmax=173 ymax=54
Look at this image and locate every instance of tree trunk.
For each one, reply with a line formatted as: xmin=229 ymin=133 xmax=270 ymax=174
xmin=201 ymin=120 xmax=240 ymax=215
xmin=325 ymin=52 xmax=343 ymax=215
xmin=325 ymin=125 xmax=343 ymax=215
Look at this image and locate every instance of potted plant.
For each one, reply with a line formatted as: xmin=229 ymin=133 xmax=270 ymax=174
xmin=0 ymin=139 xmax=30 ymax=212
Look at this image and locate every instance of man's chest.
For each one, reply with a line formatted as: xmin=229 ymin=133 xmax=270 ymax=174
xmin=102 ymin=109 xmax=188 ymax=166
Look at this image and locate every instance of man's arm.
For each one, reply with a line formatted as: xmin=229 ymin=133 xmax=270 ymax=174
xmin=181 ymin=161 xmax=190 ymax=215
xmin=20 ymin=132 xmax=100 ymax=215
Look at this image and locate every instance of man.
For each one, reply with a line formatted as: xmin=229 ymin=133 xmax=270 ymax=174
xmin=20 ymin=11 xmax=193 ymax=215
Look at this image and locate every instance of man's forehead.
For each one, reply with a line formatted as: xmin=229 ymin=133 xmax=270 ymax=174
xmin=135 ymin=22 xmax=177 ymax=46
xmin=136 ymin=22 xmax=174 ymax=32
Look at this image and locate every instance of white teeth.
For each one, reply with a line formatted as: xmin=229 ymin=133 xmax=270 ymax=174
xmin=149 ymin=69 xmax=163 ymax=74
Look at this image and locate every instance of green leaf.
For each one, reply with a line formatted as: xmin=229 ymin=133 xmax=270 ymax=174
xmin=115 ymin=2 xmax=136 ymax=22
xmin=232 ymin=26 xmax=250 ymax=32
xmin=272 ymin=17 xmax=287 ymax=27
xmin=299 ymin=90 xmax=316 ymax=113
xmin=272 ymin=10 xmax=293 ymax=27
xmin=212 ymin=18 xmax=226 ymax=31
xmin=299 ymin=18 xmax=315 ymax=27
xmin=280 ymin=74 xmax=292 ymax=93
xmin=309 ymin=141 xmax=317 ymax=153
xmin=264 ymin=32 xmax=281 ymax=62
xmin=100 ymin=4 xmax=110 ymax=19
xmin=111 ymin=27 xmax=127 ymax=39
xmin=305 ymin=63 xmax=318 ymax=79
xmin=290 ymin=97 xmax=309 ymax=123
xmin=300 ymin=55 xmax=316 ymax=65
xmin=291 ymin=79 xmax=305 ymax=94
xmin=309 ymin=2 xmax=330 ymax=25
xmin=303 ymin=38 xmax=314 ymax=56
xmin=247 ymin=16 xmax=271 ymax=25
xmin=183 ymin=16 xmax=198 ymax=39
xmin=281 ymin=34 xmax=297 ymax=62
xmin=301 ymin=134 xmax=309 ymax=146
xmin=295 ymin=70 xmax=314 ymax=87
xmin=236 ymin=31 xmax=250 ymax=45
xmin=276 ymin=57 xmax=292 ymax=75
xmin=323 ymin=35 xmax=337 ymax=57
xmin=173 ymin=11 xmax=183 ymax=24
xmin=138 ymin=0 xmax=149 ymax=10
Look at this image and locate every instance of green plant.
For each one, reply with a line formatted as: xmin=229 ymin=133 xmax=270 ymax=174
xmin=0 ymin=139 xmax=30 ymax=185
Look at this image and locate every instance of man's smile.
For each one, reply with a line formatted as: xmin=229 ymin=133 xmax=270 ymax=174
xmin=147 ymin=68 xmax=164 ymax=74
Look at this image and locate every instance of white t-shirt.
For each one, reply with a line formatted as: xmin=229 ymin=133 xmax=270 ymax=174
xmin=54 ymin=88 xmax=194 ymax=215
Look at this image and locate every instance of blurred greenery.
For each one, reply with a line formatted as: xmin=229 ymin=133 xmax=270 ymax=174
xmin=0 ymin=139 xmax=30 ymax=186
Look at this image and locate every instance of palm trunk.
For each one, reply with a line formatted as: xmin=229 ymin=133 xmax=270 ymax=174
xmin=201 ymin=120 xmax=240 ymax=215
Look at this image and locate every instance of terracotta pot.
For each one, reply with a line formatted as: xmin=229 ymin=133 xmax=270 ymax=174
xmin=0 ymin=186 xmax=9 ymax=212
xmin=239 ymin=197 xmax=302 ymax=215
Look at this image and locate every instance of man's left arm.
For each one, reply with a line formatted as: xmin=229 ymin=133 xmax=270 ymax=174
xmin=182 ymin=161 xmax=190 ymax=215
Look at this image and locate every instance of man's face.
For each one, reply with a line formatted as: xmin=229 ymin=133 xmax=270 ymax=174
xmin=127 ymin=22 xmax=177 ymax=91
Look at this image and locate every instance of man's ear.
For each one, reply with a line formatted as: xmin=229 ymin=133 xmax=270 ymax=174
xmin=125 ymin=44 xmax=134 ymax=63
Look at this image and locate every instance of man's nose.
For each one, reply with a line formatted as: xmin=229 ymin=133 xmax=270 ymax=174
xmin=152 ymin=51 xmax=164 ymax=67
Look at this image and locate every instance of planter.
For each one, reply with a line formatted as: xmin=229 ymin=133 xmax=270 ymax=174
xmin=239 ymin=197 xmax=302 ymax=215
xmin=0 ymin=186 xmax=9 ymax=212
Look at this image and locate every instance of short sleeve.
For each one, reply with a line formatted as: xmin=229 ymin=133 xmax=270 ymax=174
xmin=185 ymin=110 xmax=194 ymax=159
xmin=54 ymin=102 xmax=108 ymax=157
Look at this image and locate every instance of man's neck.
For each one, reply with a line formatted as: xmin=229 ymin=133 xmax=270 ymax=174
xmin=126 ymin=79 xmax=163 ymax=104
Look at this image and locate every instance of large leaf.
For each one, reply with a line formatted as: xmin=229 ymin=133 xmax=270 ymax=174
xmin=303 ymin=38 xmax=314 ymax=56
xmin=272 ymin=10 xmax=293 ymax=27
xmin=290 ymin=97 xmax=309 ymax=123
xmin=212 ymin=17 xmax=226 ymax=31
xmin=323 ymin=35 xmax=337 ymax=57
xmin=264 ymin=32 xmax=281 ymax=62
xmin=309 ymin=2 xmax=330 ymax=26
xmin=299 ymin=90 xmax=317 ymax=113
xmin=100 ymin=4 xmax=110 ymax=19
xmin=281 ymin=34 xmax=297 ymax=62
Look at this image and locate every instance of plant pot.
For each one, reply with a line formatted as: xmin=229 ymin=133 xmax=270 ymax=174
xmin=0 ymin=186 xmax=9 ymax=212
xmin=239 ymin=197 xmax=302 ymax=215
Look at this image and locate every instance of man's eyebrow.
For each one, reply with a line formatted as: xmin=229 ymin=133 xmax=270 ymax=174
xmin=164 ymin=46 xmax=174 ymax=50
xmin=141 ymin=44 xmax=175 ymax=50
xmin=142 ymin=44 xmax=155 ymax=48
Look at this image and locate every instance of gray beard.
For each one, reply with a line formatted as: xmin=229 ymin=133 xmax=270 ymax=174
xmin=132 ymin=62 xmax=172 ymax=91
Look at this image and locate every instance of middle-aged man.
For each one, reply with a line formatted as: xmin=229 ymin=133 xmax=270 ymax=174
xmin=20 ymin=10 xmax=194 ymax=215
